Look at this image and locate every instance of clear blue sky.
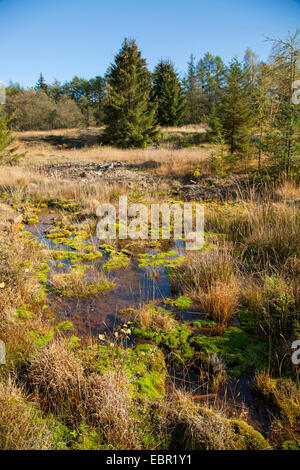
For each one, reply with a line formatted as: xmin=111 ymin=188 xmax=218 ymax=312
xmin=0 ymin=0 xmax=299 ymax=87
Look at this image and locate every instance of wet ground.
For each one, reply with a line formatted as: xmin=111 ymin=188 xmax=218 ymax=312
xmin=26 ymin=216 xmax=186 ymax=338
xmin=25 ymin=215 xmax=272 ymax=437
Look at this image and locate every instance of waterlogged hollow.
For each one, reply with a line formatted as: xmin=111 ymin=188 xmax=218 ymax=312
xmin=26 ymin=216 xmax=187 ymax=338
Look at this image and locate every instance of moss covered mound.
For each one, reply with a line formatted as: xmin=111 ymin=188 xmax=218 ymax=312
xmin=80 ymin=343 xmax=166 ymax=402
xmin=252 ymin=373 xmax=300 ymax=426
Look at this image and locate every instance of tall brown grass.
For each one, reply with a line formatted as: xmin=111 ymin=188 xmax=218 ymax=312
xmin=134 ymin=305 xmax=178 ymax=334
xmin=0 ymin=379 xmax=56 ymax=450
xmin=170 ymin=246 xmax=240 ymax=327
xmin=27 ymin=340 xmax=137 ymax=447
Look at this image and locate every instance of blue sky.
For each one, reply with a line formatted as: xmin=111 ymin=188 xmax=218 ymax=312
xmin=0 ymin=0 xmax=299 ymax=87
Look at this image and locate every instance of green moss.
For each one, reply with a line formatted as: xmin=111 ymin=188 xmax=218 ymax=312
xmin=132 ymin=307 xmax=193 ymax=365
xmin=163 ymin=295 xmax=193 ymax=310
xmin=24 ymin=214 xmax=39 ymax=225
xmin=102 ymin=252 xmax=130 ymax=270
xmin=229 ymin=419 xmax=272 ymax=450
xmin=51 ymin=249 xmax=102 ymax=263
xmin=54 ymin=321 xmax=73 ymax=331
xmin=67 ymin=336 xmax=82 ymax=350
xmin=37 ymin=262 xmax=50 ymax=284
xmin=81 ymin=343 xmax=166 ymax=402
xmin=71 ymin=424 xmax=103 ymax=450
xmin=190 ymin=326 xmax=268 ymax=376
xmin=44 ymin=197 xmax=80 ymax=212
xmin=282 ymin=440 xmax=300 ymax=450
xmin=46 ymin=229 xmax=72 ymax=240
xmin=29 ymin=329 xmax=55 ymax=348
xmin=119 ymin=308 xmax=137 ymax=315
xmin=192 ymin=319 xmax=216 ymax=329
xmin=99 ymin=244 xmax=117 ymax=253
xmin=137 ymin=250 xmax=177 ymax=259
xmin=47 ymin=228 xmax=96 ymax=254
xmin=137 ymin=251 xmax=185 ymax=268
xmin=252 ymin=375 xmax=300 ymax=426
xmin=15 ymin=306 xmax=34 ymax=319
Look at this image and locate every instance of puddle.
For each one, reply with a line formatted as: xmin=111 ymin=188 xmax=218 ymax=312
xmin=26 ymin=216 xmax=186 ymax=338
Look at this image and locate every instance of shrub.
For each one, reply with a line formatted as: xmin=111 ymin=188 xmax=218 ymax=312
xmin=8 ymin=90 xmax=84 ymax=130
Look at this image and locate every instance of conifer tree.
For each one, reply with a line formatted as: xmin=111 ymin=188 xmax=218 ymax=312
xmin=35 ymin=73 xmax=48 ymax=93
xmin=197 ymin=52 xmax=226 ymax=118
xmin=152 ymin=60 xmax=185 ymax=126
xmin=265 ymin=31 xmax=300 ymax=175
xmin=0 ymin=111 xmax=24 ymax=163
xmin=103 ymin=39 xmax=159 ymax=148
xmin=219 ymin=58 xmax=253 ymax=156
xmin=183 ymin=55 xmax=203 ymax=124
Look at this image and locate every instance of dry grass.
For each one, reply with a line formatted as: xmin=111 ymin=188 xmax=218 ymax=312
xmin=275 ymin=181 xmax=300 ymax=202
xmin=0 ymin=231 xmax=46 ymax=311
xmin=158 ymin=388 xmax=271 ymax=450
xmin=240 ymin=202 xmax=300 ymax=266
xmin=0 ymin=165 xmax=129 ymax=214
xmin=27 ymin=340 xmax=137 ymax=447
xmin=13 ymin=126 xmax=213 ymax=176
xmin=0 ymin=379 xmax=56 ymax=450
xmin=86 ymin=370 xmax=136 ymax=448
xmin=171 ymin=246 xmax=240 ymax=326
xmin=202 ymin=278 xmax=240 ymax=327
xmin=27 ymin=340 xmax=86 ymax=418
xmin=0 ymin=228 xmax=51 ymax=368
xmin=158 ymin=388 xmax=233 ymax=450
xmin=134 ymin=305 xmax=177 ymax=334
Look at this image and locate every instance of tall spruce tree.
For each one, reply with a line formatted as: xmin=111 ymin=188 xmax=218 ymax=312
xmin=103 ymin=39 xmax=159 ymax=148
xmin=197 ymin=52 xmax=226 ymax=118
xmin=35 ymin=73 xmax=48 ymax=93
xmin=152 ymin=60 xmax=185 ymax=126
xmin=183 ymin=54 xmax=203 ymax=124
xmin=219 ymin=57 xmax=253 ymax=156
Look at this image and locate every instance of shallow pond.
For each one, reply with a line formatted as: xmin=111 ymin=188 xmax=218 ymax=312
xmin=26 ymin=216 xmax=187 ymax=338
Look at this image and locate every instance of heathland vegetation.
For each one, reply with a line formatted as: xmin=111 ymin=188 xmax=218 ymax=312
xmin=0 ymin=32 xmax=299 ymax=450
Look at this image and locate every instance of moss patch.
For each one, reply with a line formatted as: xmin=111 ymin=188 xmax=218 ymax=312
xmin=132 ymin=307 xmax=193 ymax=364
xmin=252 ymin=373 xmax=300 ymax=426
xmin=190 ymin=326 xmax=268 ymax=377
xmin=49 ymin=265 xmax=114 ymax=298
xmin=137 ymin=251 xmax=185 ymax=268
xmin=102 ymin=252 xmax=130 ymax=270
xmin=163 ymin=295 xmax=193 ymax=310
xmin=80 ymin=343 xmax=166 ymax=402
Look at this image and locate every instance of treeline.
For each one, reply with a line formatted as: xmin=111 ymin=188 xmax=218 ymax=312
xmin=1 ymin=32 xmax=300 ymax=173
xmin=4 ymin=75 xmax=105 ymax=130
